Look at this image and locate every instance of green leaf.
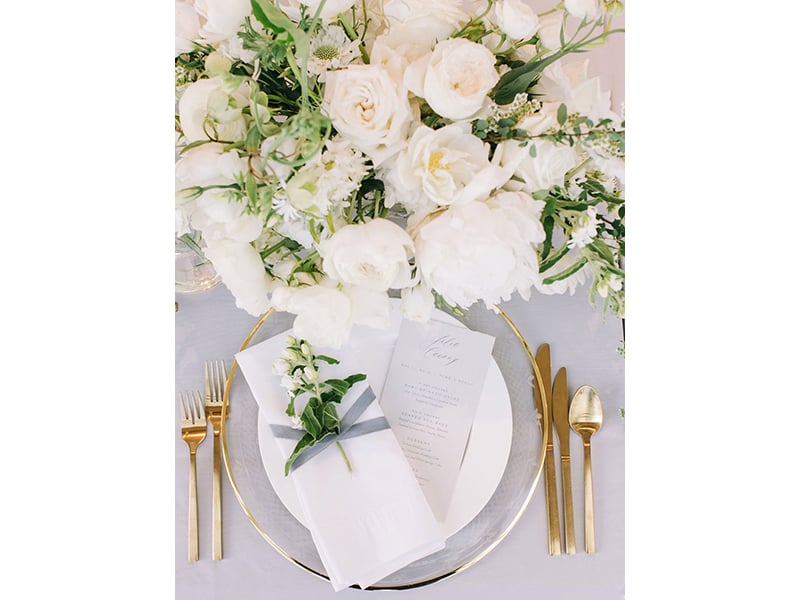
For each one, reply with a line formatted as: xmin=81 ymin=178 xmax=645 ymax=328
xmin=539 ymin=243 xmax=570 ymax=273
xmin=320 ymin=389 xmax=343 ymax=405
xmin=284 ymin=432 xmax=314 ymax=476
xmin=588 ymin=239 xmax=615 ymax=264
xmin=323 ymin=378 xmax=355 ymax=396
xmin=321 ymin=402 xmax=340 ymax=432
xmin=301 ymin=405 xmax=322 ymax=438
xmin=245 ymin=125 xmax=262 ymax=154
xmin=492 ymin=49 xmax=568 ymax=105
xmin=528 ymin=143 xmax=537 ymax=158
xmin=245 ymin=172 xmax=258 ymax=206
xmin=344 ymin=373 xmax=367 ymax=386
xmin=542 ymin=257 xmax=588 ymax=285
xmin=557 ymin=103 xmax=567 ymax=126
xmin=250 ymin=0 xmax=297 ymax=35
xmin=541 ymin=215 xmax=554 ymax=260
xmin=316 ymin=354 xmax=340 ymax=365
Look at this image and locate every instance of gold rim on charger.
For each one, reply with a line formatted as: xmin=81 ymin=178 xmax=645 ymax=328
xmin=221 ymin=306 xmax=548 ymax=590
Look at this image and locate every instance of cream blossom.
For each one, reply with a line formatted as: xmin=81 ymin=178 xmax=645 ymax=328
xmin=537 ymin=11 xmax=564 ymax=50
xmin=407 ymin=38 xmax=499 ymax=120
xmin=272 ymin=283 xmax=353 ymax=348
xmin=497 ymin=135 xmax=582 ymax=193
xmin=412 ymin=193 xmax=545 ymax=308
xmin=564 ymin=0 xmax=600 ymax=20
xmin=382 ymin=0 xmax=466 ymax=42
xmin=307 ymin=25 xmax=361 ymax=81
xmin=178 ymin=76 xmax=250 ymax=142
xmin=384 ymin=123 xmax=511 ymax=212
xmin=491 ymin=0 xmax=540 ymax=41
xmin=279 ymin=0 xmax=356 ymax=22
xmin=322 ymin=64 xmax=414 ymax=165
xmin=400 ymin=282 xmax=435 ymax=322
xmin=540 ymin=60 xmax=617 ymax=122
xmin=319 ymin=219 xmax=415 ymax=291
xmin=194 ymin=0 xmax=252 ymax=44
xmin=176 ymin=0 xmax=201 ymax=54
xmin=204 ymin=239 xmax=271 ymax=316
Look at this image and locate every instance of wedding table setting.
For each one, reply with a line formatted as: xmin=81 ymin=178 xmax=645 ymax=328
xmin=175 ymin=0 xmax=625 ymax=597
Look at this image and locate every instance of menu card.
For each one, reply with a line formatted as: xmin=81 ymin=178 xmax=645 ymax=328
xmin=379 ymin=318 xmax=495 ymax=521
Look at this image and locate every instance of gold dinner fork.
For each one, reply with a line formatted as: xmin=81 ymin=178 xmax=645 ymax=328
xmin=179 ymin=390 xmax=207 ymax=561
xmin=204 ymin=360 xmax=226 ymax=560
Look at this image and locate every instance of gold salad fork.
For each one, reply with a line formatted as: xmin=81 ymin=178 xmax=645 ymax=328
xmin=179 ymin=390 xmax=207 ymax=561
xmin=205 ymin=360 xmax=227 ymax=560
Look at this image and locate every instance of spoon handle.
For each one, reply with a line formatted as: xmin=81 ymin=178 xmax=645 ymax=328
xmin=583 ymin=441 xmax=596 ymax=553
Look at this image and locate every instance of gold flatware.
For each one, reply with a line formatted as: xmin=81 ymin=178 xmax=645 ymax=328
xmin=552 ymin=367 xmax=576 ymax=554
xmin=533 ymin=344 xmax=561 ymax=555
xmin=179 ymin=390 xmax=207 ymax=561
xmin=569 ymin=385 xmax=604 ymax=553
xmin=205 ymin=360 xmax=227 ymax=561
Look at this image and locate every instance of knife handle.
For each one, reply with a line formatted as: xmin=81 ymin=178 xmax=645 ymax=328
xmin=560 ymin=457 xmax=576 ymax=554
xmin=583 ymin=441 xmax=596 ymax=553
xmin=544 ymin=447 xmax=561 ymax=555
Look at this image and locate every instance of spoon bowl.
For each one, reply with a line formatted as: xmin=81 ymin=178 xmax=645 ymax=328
xmin=568 ymin=385 xmax=604 ymax=553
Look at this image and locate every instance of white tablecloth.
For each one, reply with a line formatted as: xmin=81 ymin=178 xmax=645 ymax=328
xmin=175 ymin=282 xmax=625 ymax=599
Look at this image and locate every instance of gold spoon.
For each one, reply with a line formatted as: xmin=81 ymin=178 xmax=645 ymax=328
xmin=569 ymin=385 xmax=604 ymax=553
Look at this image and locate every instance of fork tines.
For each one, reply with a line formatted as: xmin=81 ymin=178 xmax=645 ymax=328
xmin=180 ymin=390 xmax=207 ymax=427
xmin=205 ymin=360 xmax=227 ymax=406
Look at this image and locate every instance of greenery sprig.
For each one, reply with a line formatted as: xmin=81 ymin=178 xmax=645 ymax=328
xmin=273 ymin=336 xmax=366 ymax=475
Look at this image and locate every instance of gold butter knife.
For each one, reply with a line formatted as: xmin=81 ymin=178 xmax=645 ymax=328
xmin=552 ymin=367 xmax=576 ymax=554
xmin=533 ymin=344 xmax=561 ymax=555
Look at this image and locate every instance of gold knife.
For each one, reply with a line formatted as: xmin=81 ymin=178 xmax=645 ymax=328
xmin=533 ymin=344 xmax=561 ymax=555
xmin=552 ymin=367 xmax=576 ymax=554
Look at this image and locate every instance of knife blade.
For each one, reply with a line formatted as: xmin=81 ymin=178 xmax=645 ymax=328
xmin=552 ymin=366 xmax=576 ymax=554
xmin=533 ymin=344 xmax=561 ymax=555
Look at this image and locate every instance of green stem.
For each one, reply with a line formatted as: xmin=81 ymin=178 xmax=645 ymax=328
xmin=336 ymin=441 xmax=352 ymax=472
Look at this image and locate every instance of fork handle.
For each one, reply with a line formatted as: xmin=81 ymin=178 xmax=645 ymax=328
xmin=188 ymin=452 xmax=199 ymax=561
xmin=212 ymin=432 xmax=222 ymax=560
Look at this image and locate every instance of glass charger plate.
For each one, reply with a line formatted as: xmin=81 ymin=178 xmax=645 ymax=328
xmin=222 ymin=302 xmax=547 ymax=590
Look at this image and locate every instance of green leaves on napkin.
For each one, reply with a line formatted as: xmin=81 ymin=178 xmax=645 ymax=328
xmin=273 ymin=336 xmax=366 ymax=475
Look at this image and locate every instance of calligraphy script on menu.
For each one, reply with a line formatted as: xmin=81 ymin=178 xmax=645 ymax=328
xmin=380 ymin=318 xmax=495 ymax=521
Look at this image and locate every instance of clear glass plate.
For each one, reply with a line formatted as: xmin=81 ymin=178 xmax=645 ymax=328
xmin=221 ymin=302 xmax=547 ymax=590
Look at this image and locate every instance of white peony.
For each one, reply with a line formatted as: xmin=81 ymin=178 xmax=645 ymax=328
xmin=384 ymin=122 xmax=511 ymax=212
xmin=564 ymin=0 xmax=600 ymax=20
xmin=204 ymin=239 xmax=271 ymax=316
xmin=492 ymin=0 xmax=540 ymax=41
xmin=319 ymin=219 xmax=415 ymax=291
xmin=176 ymin=0 xmax=201 ymax=54
xmin=409 ymin=38 xmax=499 ymax=120
xmin=322 ymin=64 xmax=414 ymax=165
xmin=279 ymin=0 xmax=356 ymax=22
xmin=412 ymin=193 xmax=545 ymax=308
xmin=178 ymin=76 xmax=250 ymax=143
xmin=272 ymin=283 xmax=354 ymax=349
xmin=194 ymin=0 xmax=252 ymax=44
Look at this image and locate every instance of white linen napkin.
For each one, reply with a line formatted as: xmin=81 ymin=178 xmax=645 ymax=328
xmin=235 ymin=331 xmax=446 ymax=591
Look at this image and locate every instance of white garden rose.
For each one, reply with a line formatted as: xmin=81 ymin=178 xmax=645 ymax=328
xmin=279 ymin=0 xmax=356 ymax=22
xmin=382 ymin=0 xmax=466 ymax=41
xmin=497 ymin=136 xmax=581 ymax=193
xmin=412 ymin=193 xmax=545 ymax=308
xmin=492 ymin=0 xmax=540 ymax=41
xmin=178 ymin=76 xmax=250 ymax=142
xmin=194 ymin=0 xmax=252 ymax=44
xmin=319 ymin=218 xmax=415 ymax=291
xmin=176 ymin=0 xmax=201 ymax=54
xmin=564 ymin=0 xmax=600 ymax=20
xmin=204 ymin=239 xmax=271 ymax=316
xmin=384 ymin=122 xmax=511 ymax=212
xmin=271 ymin=283 xmax=353 ymax=349
xmin=322 ymin=64 xmax=414 ymax=165
xmin=412 ymin=38 xmax=499 ymax=120
xmin=370 ymin=25 xmax=436 ymax=87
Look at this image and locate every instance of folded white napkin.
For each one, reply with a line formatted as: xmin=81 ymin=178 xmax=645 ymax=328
xmin=235 ymin=332 xmax=446 ymax=591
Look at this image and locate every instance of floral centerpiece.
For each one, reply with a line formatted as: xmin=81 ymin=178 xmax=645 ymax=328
xmin=175 ymin=0 xmax=625 ymax=348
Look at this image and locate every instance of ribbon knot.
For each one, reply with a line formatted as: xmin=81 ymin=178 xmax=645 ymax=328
xmin=271 ymin=386 xmax=389 ymax=473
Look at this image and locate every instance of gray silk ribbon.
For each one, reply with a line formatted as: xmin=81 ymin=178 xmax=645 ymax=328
xmin=270 ymin=386 xmax=389 ymax=473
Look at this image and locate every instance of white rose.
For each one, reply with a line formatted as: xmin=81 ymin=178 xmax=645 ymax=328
xmin=564 ymin=0 xmax=600 ymax=20
xmin=383 ymin=0 xmax=466 ymax=38
xmin=272 ymin=283 xmax=353 ymax=349
xmin=194 ymin=0 xmax=252 ymax=44
xmin=416 ymin=38 xmax=499 ymax=120
xmin=204 ymin=239 xmax=271 ymax=316
xmin=497 ymin=135 xmax=581 ymax=193
xmin=370 ymin=25 xmax=436 ymax=87
xmin=322 ymin=64 xmax=414 ymax=165
xmin=492 ymin=0 xmax=540 ymax=41
xmin=384 ymin=123 xmax=511 ymax=211
xmin=176 ymin=0 xmax=201 ymax=54
xmin=319 ymin=219 xmax=415 ymax=291
xmin=412 ymin=194 xmax=545 ymax=308
xmin=178 ymin=76 xmax=250 ymax=142
xmin=279 ymin=0 xmax=356 ymax=22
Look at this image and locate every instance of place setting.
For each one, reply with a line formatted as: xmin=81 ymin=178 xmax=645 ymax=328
xmin=174 ymin=0 xmax=624 ymax=594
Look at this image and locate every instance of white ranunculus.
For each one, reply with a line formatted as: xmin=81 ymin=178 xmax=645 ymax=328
xmin=384 ymin=123 xmax=511 ymax=211
xmin=178 ymin=76 xmax=250 ymax=142
xmin=412 ymin=194 xmax=545 ymax=308
xmin=492 ymin=0 xmax=540 ymax=41
xmin=564 ymin=0 xmax=600 ymax=20
xmin=400 ymin=282 xmax=434 ymax=322
xmin=537 ymin=11 xmax=563 ymax=50
xmin=204 ymin=239 xmax=271 ymax=316
xmin=319 ymin=218 xmax=415 ymax=291
xmin=497 ymin=135 xmax=581 ymax=193
xmin=322 ymin=64 xmax=414 ymax=165
xmin=176 ymin=0 xmax=201 ymax=54
xmin=279 ymin=0 xmax=356 ymax=22
xmin=416 ymin=38 xmax=499 ymax=120
xmin=272 ymin=283 xmax=354 ymax=349
xmin=194 ymin=0 xmax=252 ymax=44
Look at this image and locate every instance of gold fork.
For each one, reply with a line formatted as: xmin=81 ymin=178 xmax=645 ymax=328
xmin=179 ymin=390 xmax=207 ymax=561
xmin=205 ymin=360 xmax=227 ymax=561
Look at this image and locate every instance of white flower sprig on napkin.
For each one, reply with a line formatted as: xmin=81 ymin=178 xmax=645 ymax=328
xmin=273 ymin=335 xmax=366 ymax=474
